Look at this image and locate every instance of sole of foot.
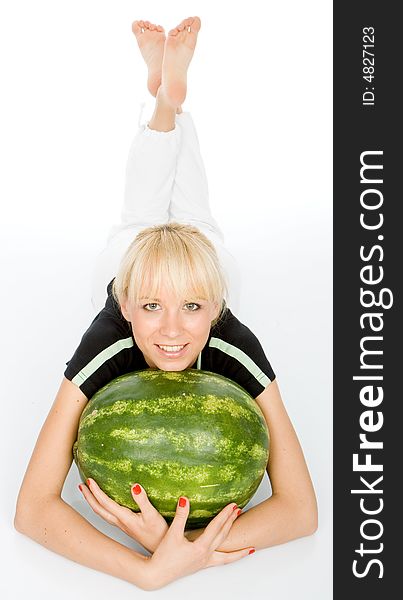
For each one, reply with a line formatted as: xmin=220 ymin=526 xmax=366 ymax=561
xmin=161 ymin=16 xmax=201 ymax=108
xmin=132 ymin=19 xmax=166 ymax=97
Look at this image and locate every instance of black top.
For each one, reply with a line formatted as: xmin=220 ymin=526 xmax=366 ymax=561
xmin=64 ymin=280 xmax=276 ymax=400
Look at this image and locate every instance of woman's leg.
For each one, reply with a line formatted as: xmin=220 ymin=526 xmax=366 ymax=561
xmin=168 ymin=111 xmax=241 ymax=312
xmin=169 ymin=112 xmax=222 ymax=236
xmin=90 ymin=89 xmax=182 ymax=313
xmin=118 ymin=87 xmax=179 ymax=229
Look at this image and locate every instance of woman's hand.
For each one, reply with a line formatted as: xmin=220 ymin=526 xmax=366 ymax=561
xmin=144 ymin=495 xmax=254 ymax=590
xmin=79 ymin=478 xmax=168 ymax=553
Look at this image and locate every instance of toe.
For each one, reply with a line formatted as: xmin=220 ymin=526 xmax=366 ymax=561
xmin=132 ymin=21 xmax=142 ymax=35
xmin=177 ymin=16 xmax=201 ymax=34
xmin=189 ymin=16 xmax=201 ymax=32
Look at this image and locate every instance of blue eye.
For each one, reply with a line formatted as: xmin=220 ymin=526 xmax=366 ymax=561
xmin=143 ymin=303 xmax=160 ymax=311
xmin=185 ymin=303 xmax=201 ymax=311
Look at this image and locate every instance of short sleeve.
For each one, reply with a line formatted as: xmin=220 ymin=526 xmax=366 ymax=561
xmin=207 ymin=310 xmax=276 ymax=398
xmin=64 ymin=300 xmax=136 ymax=399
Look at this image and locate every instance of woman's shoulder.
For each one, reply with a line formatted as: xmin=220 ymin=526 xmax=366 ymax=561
xmin=207 ymin=307 xmax=275 ymax=398
xmin=63 ymin=279 xmax=137 ymax=399
xmin=211 ymin=306 xmax=257 ymax=343
xmin=85 ymin=278 xmax=131 ymax=339
xmin=103 ymin=279 xmax=127 ymax=320
xmin=209 ymin=306 xmax=270 ymax=367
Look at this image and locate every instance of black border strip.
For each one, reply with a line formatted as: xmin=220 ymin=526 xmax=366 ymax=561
xmin=334 ymin=2 xmax=401 ymax=597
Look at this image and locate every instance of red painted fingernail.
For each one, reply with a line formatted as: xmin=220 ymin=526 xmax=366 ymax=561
xmin=132 ymin=484 xmax=141 ymax=495
xmin=249 ymin=548 xmax=256 ymax=555
xmin=86 ymin=479 xmax=91 ymax=487
xmin=237 ymin=508 xmax=242 ymax=516
xmin=78 ymin=484 xmax=83 ymax=493
xmin=179 ymin=496 xmax=186 ymax=507
xmin=232 ymin=504 xmax=238 ymax=510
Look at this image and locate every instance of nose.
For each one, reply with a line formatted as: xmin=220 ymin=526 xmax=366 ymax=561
xmin=159 ymin=309 xmax=184 ymax=339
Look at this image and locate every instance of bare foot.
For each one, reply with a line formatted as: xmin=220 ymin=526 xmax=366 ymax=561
xmin=161 ymin=16 xmax=201 ymax=108
xmin=132 ymin=20 xmax=166 ymax=97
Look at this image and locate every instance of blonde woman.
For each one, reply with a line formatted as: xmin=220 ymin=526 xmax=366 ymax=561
xmin=14 ymin=17 xmax=317 ymax=591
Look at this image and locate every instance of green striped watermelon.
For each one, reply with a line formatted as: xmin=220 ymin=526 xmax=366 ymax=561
xmin=73 ymin=369 xmax=269 ymax=528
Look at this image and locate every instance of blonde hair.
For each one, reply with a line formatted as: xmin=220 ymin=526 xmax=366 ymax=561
xmin=112 ymin=222 xmax=228 ymax=326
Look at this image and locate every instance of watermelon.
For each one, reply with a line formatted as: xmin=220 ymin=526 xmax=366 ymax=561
xmin=73 ymin=369 xmax=269 ymax=528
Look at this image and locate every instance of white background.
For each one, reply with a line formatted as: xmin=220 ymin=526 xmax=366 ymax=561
xmin=0 ymin=1 xmax=332 ymax=598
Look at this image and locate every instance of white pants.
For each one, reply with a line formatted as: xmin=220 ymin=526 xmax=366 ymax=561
xmin=90 ymin=110 xmax=241 ymax=314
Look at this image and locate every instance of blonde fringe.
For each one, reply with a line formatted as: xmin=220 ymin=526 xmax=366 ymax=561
xmin=112 ymin=222 xmax=228 ymax=326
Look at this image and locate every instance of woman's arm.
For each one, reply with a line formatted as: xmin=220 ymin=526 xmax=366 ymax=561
xmin=185 ymin=379 xmax=318 ymax=550
xmin=14 ymin=376 xmax=249 ymax=590
xmin=14 ymin=377 xmax=152 ymax=590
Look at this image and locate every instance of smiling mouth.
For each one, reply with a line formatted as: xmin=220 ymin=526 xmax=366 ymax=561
xmin=155 ymin=343 xmax=189 ymax=354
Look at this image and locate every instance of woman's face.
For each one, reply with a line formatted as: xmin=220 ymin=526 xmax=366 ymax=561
xmin=121 ymin=284 xmax=220 ymax=371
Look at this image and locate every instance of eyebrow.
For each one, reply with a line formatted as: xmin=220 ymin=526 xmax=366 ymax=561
xmin=139 ymin=297 xmax=207 ymax=302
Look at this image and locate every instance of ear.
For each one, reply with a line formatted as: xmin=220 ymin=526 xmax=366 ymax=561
xmin=120 ymin=298 xmax=131 ymax=322
xmin=211 ymin=301 xmax=222 ymax=322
